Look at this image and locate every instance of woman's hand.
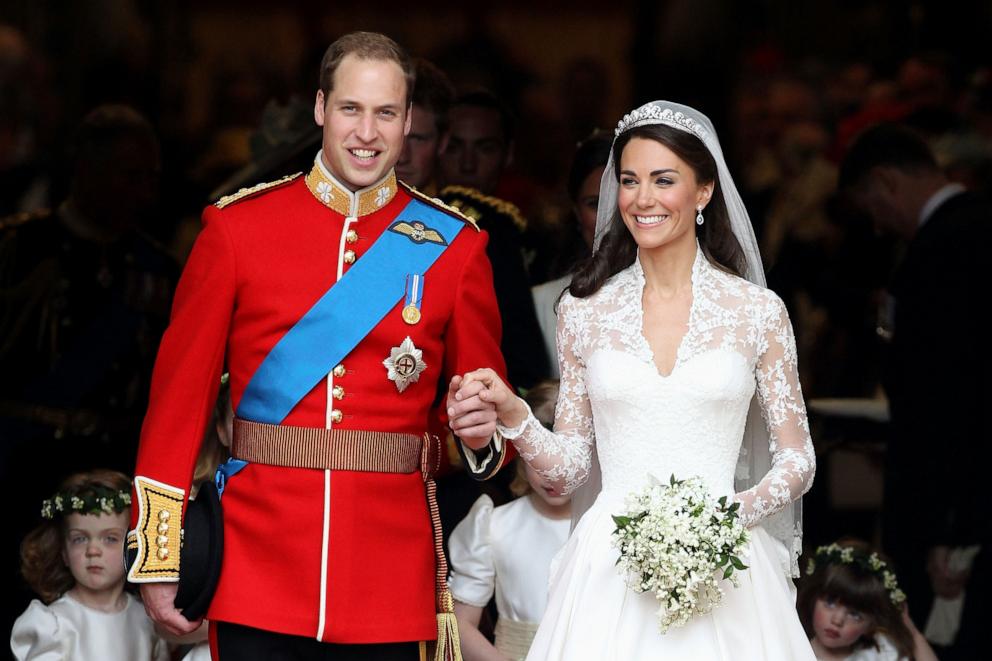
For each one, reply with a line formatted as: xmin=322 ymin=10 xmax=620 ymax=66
xmin=449 ymin=368 xmax=529 ymax=433
xmin=446 ymin=373 xmax=498 ymax=450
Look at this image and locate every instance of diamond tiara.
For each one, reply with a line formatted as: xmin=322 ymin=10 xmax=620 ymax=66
xmin=615 ymin=106 xmax=709 ymax=140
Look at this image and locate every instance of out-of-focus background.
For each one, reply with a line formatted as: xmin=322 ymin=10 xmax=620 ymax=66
xmin=2 ymin=0 xmax=990 ymax=657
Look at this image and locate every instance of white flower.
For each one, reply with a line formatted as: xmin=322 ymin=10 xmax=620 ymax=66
xmin=612 ymin=476 xmax=749 ymax=634
xmin=883 ymin=571 xmax=898 ymax=589
xmin=316 ymin=181 xmax=334 ymax=203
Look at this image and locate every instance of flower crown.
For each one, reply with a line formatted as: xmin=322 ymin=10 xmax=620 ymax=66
xmin=806 ymin=543 xmax=906 ymax=605
xmin=615 ymin=106 xmax=709 ymax=140
xmin=41 ymin=485 xmax=132 ymax=520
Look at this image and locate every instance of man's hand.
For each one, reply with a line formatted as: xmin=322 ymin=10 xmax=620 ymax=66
xmin=927 ymin=545 xmax=970 ymax=599
xmin=446 ymin=374 xmax=498 ymax=450
xmin=140 ymin=582 xmax=202 ymax=636
xmin=447 ymin=368 xmax=528 ymax=450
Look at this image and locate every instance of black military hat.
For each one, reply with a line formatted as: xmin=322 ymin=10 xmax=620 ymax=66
xmin=173 ymin=480 xmax=224 ymax=621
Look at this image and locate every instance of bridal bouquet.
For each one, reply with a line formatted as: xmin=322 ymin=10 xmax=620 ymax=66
xmin=611 ymin=475 xmax=750 ymax=633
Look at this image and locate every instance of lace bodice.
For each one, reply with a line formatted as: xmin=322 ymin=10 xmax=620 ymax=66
xmin=500 ymin=247 xmax=815 ymax=528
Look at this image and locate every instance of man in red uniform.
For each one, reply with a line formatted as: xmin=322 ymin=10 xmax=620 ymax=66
xmin=128 ymin=32 xmax=508 ymax=660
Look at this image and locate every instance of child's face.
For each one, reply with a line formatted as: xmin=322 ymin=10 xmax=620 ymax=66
xmin=812 ymin=597 xmax=871 ymax=650
xmin=524 ymin=463 xmax=571 ymax=508
xmin=62 ymin=511 xmax=128 ymax=593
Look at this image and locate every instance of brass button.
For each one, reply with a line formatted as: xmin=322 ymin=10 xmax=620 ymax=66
xmin=157 ymin=547 xmax=170 ymax=561
xmin=332 ymin=364 xmax=346 ymax=378
xmin=157 ymin=522 xmax=169 ymax=535
xmin=156 ymin=535 xmax=169 ymax=548
xmin=332 ymin=385 xmax=345 ymax=400
xmin=346 ymin=229 xmax=358 ymax=244
xmin=330 ymin=409 xmax=343 ymax=424
xmin=158 ymin=510 xmax=170 ymax=522
xmin=343 ymin=250 xmax=356 ymax=264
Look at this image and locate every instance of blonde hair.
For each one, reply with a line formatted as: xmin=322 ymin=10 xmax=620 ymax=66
xmin=20 ymin=469 xmax=131 ymax=603
xmin=192 ymin=378 xmax=232 ymax=491
xmin=509 ymin=379 xmax=560 ymax=497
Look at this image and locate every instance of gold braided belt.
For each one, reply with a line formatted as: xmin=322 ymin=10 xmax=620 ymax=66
xmin=230 ymin=417 xmax=461 ymax=660
xmin=232 ymin=418 xmax=427 ymax=474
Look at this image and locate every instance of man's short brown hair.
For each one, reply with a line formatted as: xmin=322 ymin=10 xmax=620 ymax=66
xmin=412 ymin=58 xmax=455 ymax=135
xmin=319 ymin=31 xmax=415 ymax=105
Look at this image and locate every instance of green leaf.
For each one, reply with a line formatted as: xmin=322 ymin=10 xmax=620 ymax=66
xmin=728 ymin=502 xmax=740 ymax=513
xmin=670 ymin=474 xmax=677 ymax=486
xmin=730 ymin=556 xmax=747 ymax=570
xmin=612 ymin=515 xmax=631 ymax=528
xmin=718 ymin=495 xmax=728 ymax=507
xmin=723 ymin=566 xmax=734 ymax=580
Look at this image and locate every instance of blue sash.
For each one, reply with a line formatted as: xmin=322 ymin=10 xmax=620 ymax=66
xmin=236 ymin=198 xmax=465 ymax=424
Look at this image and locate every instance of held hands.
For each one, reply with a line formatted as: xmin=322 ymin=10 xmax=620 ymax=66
xmin=140 ymin=582 xmax=202 ymax=637
xmin=447 ymin=369 xmax=527 ymax=449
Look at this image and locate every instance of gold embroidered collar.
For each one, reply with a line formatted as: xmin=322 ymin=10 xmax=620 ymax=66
xmin=305 ymin=151 xmax=398 ymax=217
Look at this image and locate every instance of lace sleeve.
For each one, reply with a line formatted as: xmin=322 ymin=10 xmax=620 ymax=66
xmin=496 ymin=294 xmax=594 ymax=495
xmin=734 ymin=294 xmax=816 ymax=527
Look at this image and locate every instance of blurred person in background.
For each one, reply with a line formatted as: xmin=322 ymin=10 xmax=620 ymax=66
xmin=439 ymin=90 xmax=548 ymax=387
xmin=395 ymin=58 xmax=454 ymax=195
xmin=531 ymin=129 xmax=612 ymax=378
xmin=0 ymin=104 xmax=177 ymax=637
xmin=839 ymin=123 xmax=990 ymax=659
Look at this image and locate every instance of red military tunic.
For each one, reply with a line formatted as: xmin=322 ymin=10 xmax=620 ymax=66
xmin=127 ymin=153 xmax=509 ymax=643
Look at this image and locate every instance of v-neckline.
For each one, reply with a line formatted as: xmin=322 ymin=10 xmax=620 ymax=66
xmin=634 ymin=246 xmax=701 ymax=379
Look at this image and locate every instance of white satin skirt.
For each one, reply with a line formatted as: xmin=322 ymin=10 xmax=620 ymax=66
xmin=525 ymin=495 xmax=816 ymax=661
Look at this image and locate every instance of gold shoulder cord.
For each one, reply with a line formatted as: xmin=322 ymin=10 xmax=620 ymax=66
xmin=399 ymin=181 xmax=480 ymax=232
xmin=437 ymin=185 xmax=527 ymax=233
xmin=214 ymin=173 xmax=302 ymax=209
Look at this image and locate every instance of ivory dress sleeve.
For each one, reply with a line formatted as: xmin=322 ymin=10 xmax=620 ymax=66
xmin=447 ymin=494 xmax=497 ymax=608
xmin=10 ymin=600 xmax=76 ymax=661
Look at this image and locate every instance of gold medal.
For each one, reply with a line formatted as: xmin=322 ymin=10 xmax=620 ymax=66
xmin=402 ymin=304 xmax=422 ymax=325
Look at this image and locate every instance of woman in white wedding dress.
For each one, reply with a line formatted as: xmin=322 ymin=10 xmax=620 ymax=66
xmin=448 ymin=101 xmax=817 ymax=660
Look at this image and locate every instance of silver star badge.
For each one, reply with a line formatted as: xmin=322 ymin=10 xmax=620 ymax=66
xmin=383 ymin=336 xmax=427 ymax=392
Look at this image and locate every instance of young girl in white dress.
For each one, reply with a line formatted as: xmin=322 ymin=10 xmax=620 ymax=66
xmin=11 ymin=469 xmax=170 ymax=661
xmin=449 ymin=380 xmax=571 ymax=661
xmin=799 ymin=540 xmax=938 ymax=661
xmin=447 ymin=101 xmax=817 ymax=659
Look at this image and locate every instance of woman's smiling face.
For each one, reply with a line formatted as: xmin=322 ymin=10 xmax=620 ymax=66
xmin=616 ymin=137 xmax=711 ymax=252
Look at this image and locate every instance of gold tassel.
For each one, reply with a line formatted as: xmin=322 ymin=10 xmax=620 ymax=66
xmin=434 ymin=590 xmax=462 ymax=661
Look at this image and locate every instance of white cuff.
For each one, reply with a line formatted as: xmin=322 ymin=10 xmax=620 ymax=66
xmin=460 ymin=432 xmax=503 ymax=474
xmin=495 ymin=401 xmax=534 ymax=439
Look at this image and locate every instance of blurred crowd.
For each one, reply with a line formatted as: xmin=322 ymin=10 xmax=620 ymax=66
xmin=2 ymin=6 xmax=991 ymax=660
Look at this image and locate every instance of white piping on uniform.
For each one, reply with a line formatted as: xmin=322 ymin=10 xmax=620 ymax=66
xmin=316 ymin=468 xmax=331 ymax=640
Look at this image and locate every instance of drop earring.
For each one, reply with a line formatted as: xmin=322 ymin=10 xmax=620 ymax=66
xmin=696 ymin=206 xmax=704 ymax=226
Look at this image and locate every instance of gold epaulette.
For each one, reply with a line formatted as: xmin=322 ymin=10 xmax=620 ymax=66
xmin=398 ymin=181 xmax=479 ymax=232
xmin=213 ymin=172 xmax=302 ymax=209
xmin=438 ymin=185 xmax=527 ymax=233
xmin=126 ymin=476 xmax=185 ymax=583
xmin=0 ymin=208 xmax=52 ymax=232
